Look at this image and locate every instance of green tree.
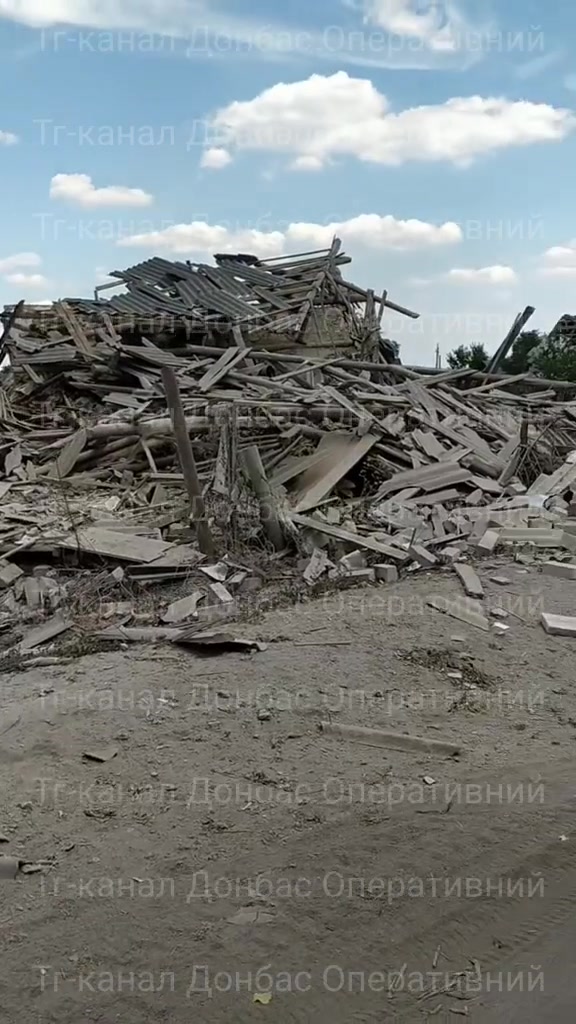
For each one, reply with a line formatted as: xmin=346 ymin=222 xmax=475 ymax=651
xmin=529 ymin=334 xmax=576 ymax=381
xmin=446 ymin=343 xmax=489 ymax=370
xmin=500 ymin=330 xmax=545 ymax=374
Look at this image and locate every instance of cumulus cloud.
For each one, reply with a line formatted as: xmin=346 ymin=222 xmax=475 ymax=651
xmin=50 ymin=173 xmax=153 ymax=208
xmin=0 ymin=252 xmax=41 ymax=273
xmin=200 ymin=147 xmax=232 ymax=170
xmin=5 ymin=272 xmax=49 ymax=288
xmin=117 ymin=212 xmax=462 ymax=256
xmin=287 ymin=214 xmax=462 ymax=249
xmin=0 ymin=129 xmax=18 ymax=145
xmin=0 ymin=252 xmax=50 ymax=291
xmin=447 ymin=266 xmax=518 ymax=284
xmin=542 ymin=241 xmax=576 ymax=266
xmin=205 ymin=72 xmax=575 ymax=170
xmin=537 ymin=240 xmax=576 ymax=278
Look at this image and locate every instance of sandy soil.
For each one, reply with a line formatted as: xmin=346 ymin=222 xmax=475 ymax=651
xmin=1 ymin=555 xmax=576 ymax=1022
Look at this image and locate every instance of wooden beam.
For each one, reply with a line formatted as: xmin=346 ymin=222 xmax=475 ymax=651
xmin=161 ymin=367 xmax=215 ymax=556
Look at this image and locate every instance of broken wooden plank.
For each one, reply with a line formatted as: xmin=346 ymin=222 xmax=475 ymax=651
xmin=197 ymin=346 xmax=245 ymax=392
xmin=375 ymin=463 xmax=472 ymax=501
xmin=294 ymin=432 xmax=378 ymax=513
xmin=291 ymin=514 xmax=406 ymax=560
xmin=162 ymin=590 xmax=205 ymax=623
xmin=20 ymin=613 xmax=72 ymax=652
xmin=46 ymin=428 xmax=87 ymax=479
xmin=410 ymin=489 xmax=460 ymax=507
xmin=56 ymin=528 xmax=173 ymax=563
xmin=241 ymin=445 xmax=285 ymax=551
xmin=427 ymin=595 xmax=491 ymax=631
xmin=319 ymin=721 xmax=461 ymax=757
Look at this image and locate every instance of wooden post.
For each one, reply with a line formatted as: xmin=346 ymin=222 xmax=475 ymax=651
xmin=161 ymin=367 xmax=215 ymax=556
xmin=241 ymin=444 xmax=285 ymax=551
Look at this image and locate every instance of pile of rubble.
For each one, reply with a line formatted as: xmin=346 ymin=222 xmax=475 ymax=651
xmin=2 ymin=245 xmax=576 ymax=658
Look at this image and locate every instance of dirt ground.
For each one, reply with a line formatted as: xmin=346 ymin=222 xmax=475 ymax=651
xmin=2 ymin=555 xmax=576 ymax=1022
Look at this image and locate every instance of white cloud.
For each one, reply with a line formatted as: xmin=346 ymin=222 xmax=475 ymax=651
xmin=206 ymin=72 xmax=575 ymax=170
xmin=50 ymin=172 xmax=153 ymax=208
xmin=0 ymin=252 xmax=41 ymax=273
xmin=0 ymin=252 xmax=51 ymax=291
xmin=537 ymin=240 xmax=576 ymax=278
xmin=4 ymin=272 xmax=49 ymax=288
xmin=0 ymin=129 xmax=18 ymax=145
xmin=200 ymin=147 xmax=232 ymax=169
xmin=118 ymin=223 xmax=289 ymax=258
xmin=292 ymin=155 xmax=324 ymax=171
xmin=117 ymin=212 xmax=462 ymax=256
xmin=363 ymin=0 xmax=473 ymax=52
xmin=538 ymin=266 xmax=576 ymax=279
xmin=447 ymin=266 xmax=518 ymax=284
xmin=287 ymin=214 xmax=462 ymax=249
xmin=0 ymin=0 xmax=489 ymax=70
xmin=542 ymin=241 xmax=576 ymax=266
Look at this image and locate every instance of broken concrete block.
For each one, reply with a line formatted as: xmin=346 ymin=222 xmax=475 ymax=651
xmin=238 ymin=576 xmax=263 ymax=595
xmin=338 ymin=568 xmax=376 ymax=587
xmin=453 ymin=563 xmax=484 ymax=599
xmin=492 ymin=622 xmax=510 ymax=635
xmin=560 ymin=520 xmax=576 ymax=535
xmin=542 ymin=561 xmax=576 ymax=580
xmin=38 ymin=576 xmax=63 ymax=610
xmin=162 ymin=590 xmax=204 ymax=624
xmin=0 ymin=562 xmax=23 ymax=588
xmin=210 ymin=582 xmax=234 ymax=603
xmin=441 ymin=544 xmax=467 ymax=562
xmin=505 ymin=481 xmax=527 ymax=496
xmin=374 ymin=564 xmax=398 ymax=583
xmin=474 ymin=529 xmax=500 ymax=553
xmin=303 ymin=548 xmax=331 ymax=585
xmin=408 ymin=544 xmax=437 ymax=568
xmin=501 ymin=528 xmax=564 ymax=547
xmin=23 ymin=577 xmax=42 ymax=609
xmin=339 ymin=550 xmax=367 ymax=571
xmin=561 ymin=531 xmax=576 ymax=553
xmin=228 ymin=570 xmax=248 ymax=589
xmin=199 ymin=561 xmax=229 ymax=581
xmin=541 ymin=612 xmax=576 ymax=637
xmin=464 ymin=488 xmax=483 ymax=506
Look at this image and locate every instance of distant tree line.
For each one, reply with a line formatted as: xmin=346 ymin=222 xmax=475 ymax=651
xmin=446 ymin=330 xmax=576 ymax=381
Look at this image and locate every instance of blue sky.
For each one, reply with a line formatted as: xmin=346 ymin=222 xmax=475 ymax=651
xmin=0 ymin=0 xmax=575 ymax=363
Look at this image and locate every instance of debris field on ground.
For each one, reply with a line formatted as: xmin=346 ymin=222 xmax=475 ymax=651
xmin=2 ymin=242 xmax=576 ymax=661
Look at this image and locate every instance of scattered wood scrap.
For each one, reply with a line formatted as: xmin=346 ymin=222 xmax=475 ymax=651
xmin=0 ymin=247 xmax=574 ymax=655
